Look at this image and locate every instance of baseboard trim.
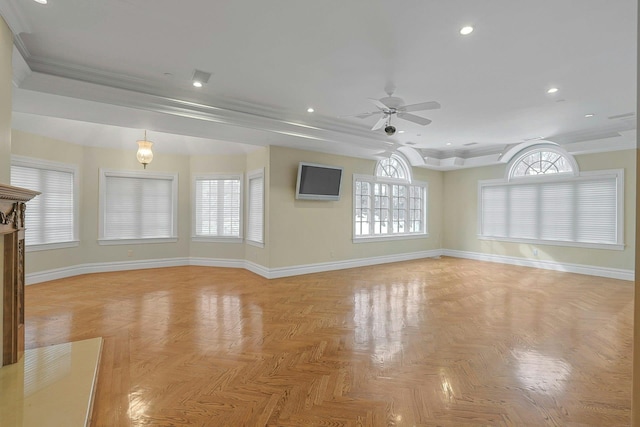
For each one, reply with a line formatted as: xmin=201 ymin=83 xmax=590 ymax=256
xmin=25 ymin=258 xmax=191 ymax=285
xmin=442 ymin=249 xmax=634 ymax=281
xmin=25 ymin=248 xmax=633 ymax=285
xmin=265 ymin=250 xmax=443 ymax=279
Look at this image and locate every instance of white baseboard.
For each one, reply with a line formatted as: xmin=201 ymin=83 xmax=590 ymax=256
xmin=25 ymin=248 xmax=633 ymax=285
xmin=265 ymin=249 xmax=443 ymax=279
xmin=442 ymin=249 xmax=634 ymax=281
xmin=189 ymin=257 xmax=245 ymax=269
xmin=25 ymin=257 xmax=191 ymax=285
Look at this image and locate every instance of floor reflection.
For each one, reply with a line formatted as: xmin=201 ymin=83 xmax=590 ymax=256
xmin=513 ymin=348 xmax=572 ymax=394
xmin=353 ymin=280 xmax=425 ymax=364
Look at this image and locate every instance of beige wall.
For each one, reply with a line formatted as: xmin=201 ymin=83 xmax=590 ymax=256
xmin=9 ymin=129 xmax=636 ymax=275
xmin=443 ymin=149 xmax=636 ymax=270
xmin=0 ymin=16 xmax=11 ymax=361
xmin=267 ymin=146 xmax=443 ymax=269
xmin=0 ymin=17 xmax=12 ymax=183
xmin=12 ymin=130 xmax=191 ymax=273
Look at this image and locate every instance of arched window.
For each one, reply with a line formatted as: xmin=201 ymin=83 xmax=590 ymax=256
xmin=375 ymin=154 xmax=411 ymax=181
xmin=509 ymin=147 xmax=576 ymax=179
xmin=354 ymin=153 xmax=426 ymax=240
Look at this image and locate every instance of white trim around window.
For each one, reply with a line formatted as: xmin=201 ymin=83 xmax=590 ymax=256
xmin=353 ymin=173 xmax=428 ymax=243
xmin=478 ymin=169 xmax=624 ymax=250
xmin=98 ymin=169 xmax=179 ymax=245
xmin=192 ymin=174 xmax=243 ymax=243
xmin=246 ymin=168 xmax=265 ymax=248
xmin=11 ymin=155 xmax=80 ymax=251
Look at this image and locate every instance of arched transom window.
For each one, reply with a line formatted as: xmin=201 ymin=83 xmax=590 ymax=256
xmin=375 ymin=154 xmax=411 ymax=181
xmin=509 ymin=148 xmax=575 ymax=179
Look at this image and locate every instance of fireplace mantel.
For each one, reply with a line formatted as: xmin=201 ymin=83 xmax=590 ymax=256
xmin=0 ymin=183 xmax=39 ymax=366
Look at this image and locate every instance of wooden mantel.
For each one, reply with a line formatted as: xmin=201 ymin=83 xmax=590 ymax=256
xmin=0 ymin=183 xmax=39 ymax=366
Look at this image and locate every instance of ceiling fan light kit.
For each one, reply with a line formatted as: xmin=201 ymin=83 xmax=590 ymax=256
xmin=345 ymin=90 xmax=441 ymax=136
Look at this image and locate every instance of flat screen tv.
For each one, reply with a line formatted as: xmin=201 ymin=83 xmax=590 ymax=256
xmin=295 ymin=162 xmax=343 ymax=201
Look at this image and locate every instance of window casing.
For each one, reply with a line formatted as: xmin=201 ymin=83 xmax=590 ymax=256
xmin=99 ymin=169 xmax=178 ymax=245
xmin=193 ymin=175 xmax=242 ymax=242
xmin=479 ymin=147 xmax=624 ymax=250
xmin=10 ymin=156 xmax=79 ymax=251
xmin=246 ymin=169 xmax=264 ymax=247
xmin=354 ymin=155 xmax=427 ymax=242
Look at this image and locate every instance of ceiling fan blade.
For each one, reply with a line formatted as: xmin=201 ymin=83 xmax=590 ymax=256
xmin=340 ymin=111 xmax=380 ymax=119
xmin=368 ymin=98 xmax=390 ymax=111
xmin=400 ymin=101 xmax=441 ymax=112
xmin=397 ymin=112 xmax=432 ymax=126
xmin=372 ymin=115 xmax=388 ymax=130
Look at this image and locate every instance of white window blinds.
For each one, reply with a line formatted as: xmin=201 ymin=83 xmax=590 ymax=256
xmin=479 ymin=171 xmax=622 ymax=248
xmin=247 ymin=171 xmax=264 ymax=244
xmin=101 ymin=170 xmax=177 ymax=241
xmin=194 ymin=176 xmax=241 ymax=238
xmin=11 ymin=158 xmax=77 ymax=247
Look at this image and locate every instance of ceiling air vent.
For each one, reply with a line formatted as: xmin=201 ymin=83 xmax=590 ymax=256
xmin=463 ymin=142 xmax=479 ymax=146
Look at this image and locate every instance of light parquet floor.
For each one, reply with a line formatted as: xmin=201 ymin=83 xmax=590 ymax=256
xmin=24 ymin=257 xmax=632 ymax=426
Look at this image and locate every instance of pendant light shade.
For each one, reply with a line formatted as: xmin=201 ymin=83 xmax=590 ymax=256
xmin=136 ymin=131 xmax=153 ymax=169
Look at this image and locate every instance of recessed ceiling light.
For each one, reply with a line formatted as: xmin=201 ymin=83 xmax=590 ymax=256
xmin=398 ymin=130 xmax=405 ymax=134
xmin=460 ymin=26 xmax=474 ymax=35
xmin=547 ymin=87 xmax=559 ymax=94
xmin=585 ymin=113 xmax=595 ymax=118
xmin=307 ymin=107 xmax=314 ymax=113
xmin=445 ymin=142 xmax=452 ymax=146
xmin=33 ymin=0 xmax=47 ymax=4
xmin=191 ymin=69 xmax=211 ymax=88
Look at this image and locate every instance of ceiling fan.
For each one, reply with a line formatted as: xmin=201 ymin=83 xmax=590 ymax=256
xmin=345 ymin=91 xmax=441 ymax=135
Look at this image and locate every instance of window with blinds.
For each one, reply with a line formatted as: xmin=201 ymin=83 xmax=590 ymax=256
xmin=99 ymin=169 xmax=178 ymax=243
xmin=479 ymin=170 xmax=624 ymax=249
xmin=10 ymin=156 xmax=78 ymax=249
xmin=247 ymin=169 xmax=264 ymax=245
xmin=193 ymin=175 xmax=242 ymax=240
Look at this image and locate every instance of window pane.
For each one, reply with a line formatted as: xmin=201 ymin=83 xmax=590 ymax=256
xmin=355 ymin=179 xmax=426 ymax=238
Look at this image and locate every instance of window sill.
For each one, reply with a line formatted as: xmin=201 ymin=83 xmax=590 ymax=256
xmin=98 ymin=237 xmax=178 ymax=246
xmin=353 ymin=233 xmax=429 ymax=243
xmin=25 ymin=241 xmax=80 ymax=253
xmin=477 ymin=235 xmax=625 ymax=251
xmin=246 ymin=240 xmax=264 ymax=248
xmin=192 ymin=237 xmax=243 ymax=243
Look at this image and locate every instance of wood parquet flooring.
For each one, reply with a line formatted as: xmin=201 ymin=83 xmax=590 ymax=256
xmin=24 ymin=257 xmax=632 ymax=426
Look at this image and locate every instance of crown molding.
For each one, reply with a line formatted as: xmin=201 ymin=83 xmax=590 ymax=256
xmin=16 ymin=57 xmax=405 ymax=156
xmin=11 ymin=45 xmax=30 ymax=87
xmin=0 ymin=0 xmax=31 ymax=36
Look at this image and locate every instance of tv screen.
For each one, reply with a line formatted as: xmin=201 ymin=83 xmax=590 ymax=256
xmin=295 ymin=162 xmax=343 ymax=201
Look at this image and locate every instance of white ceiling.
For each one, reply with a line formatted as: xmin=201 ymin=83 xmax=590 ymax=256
xmin=1 ymin=0 xmax=637 ymax=169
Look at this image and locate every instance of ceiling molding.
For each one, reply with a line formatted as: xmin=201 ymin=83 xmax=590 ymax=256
xmin=11 ymin=45 xmax=30 ymax=87
xmin=15 ymin=71 xmax=400 ymax=154
xmin=0 ymin=0 xmax=31 ymax=36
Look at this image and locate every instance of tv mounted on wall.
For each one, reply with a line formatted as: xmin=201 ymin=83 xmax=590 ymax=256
xmin=295 ymin=162 xmax=343 ymax=201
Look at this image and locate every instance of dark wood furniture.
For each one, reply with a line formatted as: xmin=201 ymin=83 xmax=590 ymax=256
xmin=1 ymin=183 xmax=38 ymax=366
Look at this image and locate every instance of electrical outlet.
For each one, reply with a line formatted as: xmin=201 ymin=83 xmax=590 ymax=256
xmin=127 ymin=250 xmax=133 ymax=257
xmin=533 ymin=248 xmax=538 ymax=256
